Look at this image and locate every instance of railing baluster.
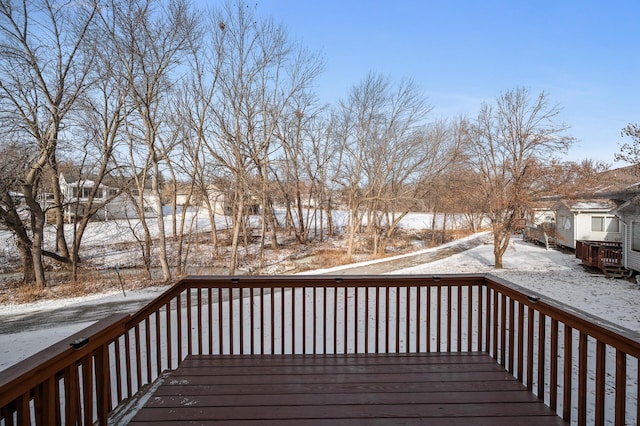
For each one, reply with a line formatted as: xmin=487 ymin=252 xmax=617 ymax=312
xmin=240 ymin=287 xmax=245 ymax=355
xmin=155 ymin=311 xmax=161 ymax=376
xmin=186 ymin=289 xmax=192 ymax=356
xmin=500 ymin=294 xmax=507 ymax=366
xmin=416 ymin=286 xmax=422 ymax=352
xmin=114 ymin=338 xmax=122 ymax=403
xmin=355 ymin=287 xmax=359 ymax=353
xmin=365 ymin=287 xmax=369 ymax=354
xmin=177 ymin=293 xmax=183 ymax=361
xmin=578 ymin=332 xmax=588 ymax=425
xmin=550 ymin=319 xmax=559 ymax=411
xmin=334 ymin=286 xmax=338 ymax=353
xmin=457 ymin=285 xmax=462 ymax=352
xmin=197 ymin=288 xmax=203 ymax=355
xmin=293 ymin=287 xmax=297 ymax=354
xmin=323 ymin=286 xmax=328 ymax=354
xmin=615 ymin=350 xmax=626 ymax=425
xmin=166 ymin=302 xmax=172 ymax=368
xmin=375 ymin=286 xmax=380 ymax=354
xmin=144 ymin=318 xmax=151 ymax=381
xmin=385 ymin=287 xmax=390 ymax=353
xmin=595 ymin=341 xmax=606 ymax=426
xmin=209 ymin=288 xmax=214 ymax=355
xmin=437 ymin=286 xmax=442 ymax=352
xmin=82 ymin=356 xmax=93 ymax=426
xmin=426 ymin=286 xmax=431 ymax=352
xmin=394 ymin=286 xmax=400 ymax=353
xmin=282 ymin=287 xmax=286 ymax=354
xmin=537 ymin=313 xmax=546 ymax=401
xmin=492 ymin=289 xmax=498 ymax=360
xmin=485 ymin=286 xmax=491 ymax=355
xmin=467 ymin=286 xmax=473 ymax=352
xmin=134 ymin=325 xmax=142 ymax=390
xmin=344 ymin=287 xmax=349 ymax=353
xmin=526 ymin=306 xmax=534 ymax=391
xmin=249 ymin=287 xmax=256 ymax=355
xmin=508 ymin=298 xmax=515 ymax=374
xmin=447 ymin=285 xmax=452 ymax=352
xmin=229 ymin=287 xmax=234 ymax=355
xmin=406 ymin=287 xmax=411 ymax=353
xmin=259 ymin=288 xmax=264 ymax=355
xmin=313 ymin=287 xmax=317 ymax=355
xmin=563 ymin=325 xmax=573 ymax=423
xmin=517 ymin=301 xmax=524 ymax=382
xmin=124 ymin=331 xmax=132 ymax=398
xmin=302 ymin=287 xmax=307 ymax=355
xmin=477 ymin=285 xmax=483 ymax=352
xmin=218 ymin=288 xmax=223 ymax=355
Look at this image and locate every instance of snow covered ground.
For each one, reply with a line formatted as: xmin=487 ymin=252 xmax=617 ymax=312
xmin=2 ymin=231 xmax=640 ymax=425
xmin=2 ymin=234 xmax=640 ymax=371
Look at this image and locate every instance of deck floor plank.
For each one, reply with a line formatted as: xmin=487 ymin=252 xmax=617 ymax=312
xmin=127 ymin=353 xmax=567 ymax=425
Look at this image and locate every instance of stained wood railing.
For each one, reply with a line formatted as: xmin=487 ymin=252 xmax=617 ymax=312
xmin=576 ymin=240 xmax=623 ymax=274
xmin=1 ymin=275 xmax=639 ymax=425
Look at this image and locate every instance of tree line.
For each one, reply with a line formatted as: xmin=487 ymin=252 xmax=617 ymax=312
xmin=0 ymin=0 xmax=594 ymax=288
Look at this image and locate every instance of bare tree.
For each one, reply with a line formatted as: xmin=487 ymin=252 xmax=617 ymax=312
xmin=204 ymin=1 xmax=322 ymax=274
xmin=0 ymin=0 xmax=98 ymax=286
xmin=272 ymin=96 xmax=331 ymax=244
xmin=468 ymin=87 xmax=575 ymax=268
xmin=616 ymin=123 xmax=640 ymax=169
xmin=334 ymin=73 xmax=452 ymax=255
xmin=102 ymin=0 xmax=198 ymax=282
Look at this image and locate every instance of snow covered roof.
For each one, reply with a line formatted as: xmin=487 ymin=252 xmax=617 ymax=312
xmin=556 ymin=199 xmax=619 ymax=212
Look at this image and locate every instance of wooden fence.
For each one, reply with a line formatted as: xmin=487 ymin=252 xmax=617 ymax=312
xmin=1 ymin=275 xmax=639 ymax=425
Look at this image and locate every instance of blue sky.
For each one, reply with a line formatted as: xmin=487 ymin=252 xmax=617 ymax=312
xmin=252 ymin=0 xmax=639 ymax=166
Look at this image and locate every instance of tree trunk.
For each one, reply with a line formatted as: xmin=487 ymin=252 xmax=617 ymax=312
xmin=30 ymin=216 xmax=46 ymax=288
xmin=229 ymin=198 xmax=244 ymax=276
xmin=493 ymin=226 xmax=511 ymax=269
xmin=50 ymin=164 xmax=70 ymax=260
xmin=16 ymin=239 xmax=35 ymax=284
xmin=152 ymin=170 xmax=171 ymax=283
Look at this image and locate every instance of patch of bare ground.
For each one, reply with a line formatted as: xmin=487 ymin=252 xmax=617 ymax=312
xmin=0 ymin=227 xmax=478 ymax=305
xmin=0 ymin=268 xmax=158 ymax=305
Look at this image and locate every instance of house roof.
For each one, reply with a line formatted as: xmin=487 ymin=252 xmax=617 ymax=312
xmin=555 ymin=199 xmax=620 ymax=212
xmin=615 ymin=194 xmax=640 ymax=214
xmin=589 ymin=165 xmax=640 ymax=197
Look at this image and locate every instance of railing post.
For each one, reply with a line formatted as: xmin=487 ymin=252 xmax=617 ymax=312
xmin=94 ymin=344 xmax=111 ymax=426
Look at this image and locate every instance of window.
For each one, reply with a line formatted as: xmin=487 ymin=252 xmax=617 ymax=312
xmin=559 ymin=215 xmax=571 ymax=230
xmin=591 ymin=216 xmax=620 ymax=233
xmin=591 ymin=217 xmax=604 ymax=232
xmin=633 ymin=222 xmax=640 ymax=252
xmin=606 ymin=217 xmax=620 ymax=233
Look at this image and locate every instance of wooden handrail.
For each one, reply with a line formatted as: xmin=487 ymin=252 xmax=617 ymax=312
xmin=1 ymin=274 xmax=639 ymax=425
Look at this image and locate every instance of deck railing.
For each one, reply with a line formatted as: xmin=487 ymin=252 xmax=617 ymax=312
xmin=576 ymin=240 xmax=623 ymax=273
xmin=1 ymin=274 xmax=639 ymax=425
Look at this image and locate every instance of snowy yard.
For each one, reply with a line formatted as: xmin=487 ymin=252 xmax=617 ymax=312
xmin=1 ymin=233 xmax=640 ymax=425
xmin=2 ymin=234 xmax=640 ymax=368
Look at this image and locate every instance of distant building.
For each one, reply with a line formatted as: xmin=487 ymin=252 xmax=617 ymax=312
xmin=59 ymin=174 xmax=159 ymax=221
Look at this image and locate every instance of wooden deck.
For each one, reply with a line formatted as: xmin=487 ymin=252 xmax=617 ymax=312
xmin=128 ymin=352 xmax=567 ymax=425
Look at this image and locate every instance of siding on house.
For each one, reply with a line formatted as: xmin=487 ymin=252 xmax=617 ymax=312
xmin=615 ymin=196 xmax=640 ymax=273
xmin=554 ymin=199 xmax=622 ymax=249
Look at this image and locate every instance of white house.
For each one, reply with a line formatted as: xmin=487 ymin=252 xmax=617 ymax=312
xmin=173 ymin=183 xmax=231 ymax=216
xmin=59 ymin=174 xmax=159 ymax=221
xmin=554 ymin=199 xmax=622 ymax=249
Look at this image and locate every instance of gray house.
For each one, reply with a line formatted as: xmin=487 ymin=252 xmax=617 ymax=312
xmin=614 ymin=195 xmax=640 ymax=274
